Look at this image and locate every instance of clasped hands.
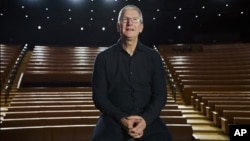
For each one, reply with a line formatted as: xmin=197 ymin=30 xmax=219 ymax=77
xmin=121 ymin=115 xmax=146 ymax=139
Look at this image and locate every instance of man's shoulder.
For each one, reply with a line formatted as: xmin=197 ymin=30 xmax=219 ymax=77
xmin=97 ymin=43 xmax=118 ymax=57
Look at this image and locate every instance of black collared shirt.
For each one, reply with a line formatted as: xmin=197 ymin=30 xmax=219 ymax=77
xmin=92 ymin=39 xmax=167 ymax=125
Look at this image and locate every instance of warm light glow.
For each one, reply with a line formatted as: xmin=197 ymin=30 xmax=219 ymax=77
xmin=37 ymin=25 xmax=42 ymax=30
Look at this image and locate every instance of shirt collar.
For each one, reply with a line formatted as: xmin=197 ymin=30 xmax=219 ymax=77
xmin=116 ymin=38 xmax=145 ymax=53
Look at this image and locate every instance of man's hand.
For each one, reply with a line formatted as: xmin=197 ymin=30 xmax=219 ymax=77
xmin=120 ymin=116 xmax=136 ymax=131
xmin=120 ymin=115 xmax=146 ymax=139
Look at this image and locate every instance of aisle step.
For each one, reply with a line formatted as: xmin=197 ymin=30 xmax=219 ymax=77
xmin=183 ymin=114 xmax=207 ymax=119
xmin=192 ymin=125 xmax=224 ymax=133
xmin=181 ymin=109 xmax=200 ymax=114
xmin=178 ymin=105 xmax=193 ymax=110
xmin=193 ymin=133 xmax=229 ymax=141
xmin=187 ymin=119 xmax=214 ymax=125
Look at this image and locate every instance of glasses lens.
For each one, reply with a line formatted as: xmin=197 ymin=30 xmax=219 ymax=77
xmin=121 ymin=18 xmax=140 ymax=23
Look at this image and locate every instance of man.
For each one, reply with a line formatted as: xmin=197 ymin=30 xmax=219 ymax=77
xmin=92 ymin=5 xmax=172 ymax=141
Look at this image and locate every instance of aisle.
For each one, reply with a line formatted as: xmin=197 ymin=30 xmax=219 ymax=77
xmin=169 ymin=86 xmax=229 ymax=141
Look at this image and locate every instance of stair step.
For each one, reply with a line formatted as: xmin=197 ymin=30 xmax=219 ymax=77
xmin=183 ymin=114 xmax=206 ymax=119
xmin=181 ymin=109 xmax=200 ymax=114
xmin=192 ymin=125 xmax=224 ymax=133
xmin=187 ymin=119 xmax=214 ymax=125
xmin=178 ymin=106 xmax=195 ymax=110
xmin=193 ymin=133 xmax=229 ymax=141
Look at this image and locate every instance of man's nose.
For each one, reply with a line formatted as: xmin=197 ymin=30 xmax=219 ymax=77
xmin=126 ymin=19 xmax=133 ymax=25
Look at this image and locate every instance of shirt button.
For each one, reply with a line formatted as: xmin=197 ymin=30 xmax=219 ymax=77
xmin=130 ymin=72 xmax=133 ymax=75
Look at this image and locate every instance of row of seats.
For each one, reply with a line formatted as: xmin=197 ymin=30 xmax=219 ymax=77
xmin=158 ymin=43 xmax=250 ymax=105
xmin=20 ymin=46 xmax=106 ymax=88
xmin=158 ymin=43 xmax=250 ymax=135
xmin=1 ymin=45 xmax=193 ymax=141
xmin=0 ymin=44 xmax=21 ymax=91
xmin=191 ymin=91 xmax=250 ymax=134
xmin=1 ymin=91 xmax=193 ymax=141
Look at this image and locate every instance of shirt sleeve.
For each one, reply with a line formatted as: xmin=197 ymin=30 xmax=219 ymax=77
xmin=92 ymin=53 xmax=129 ymax=122
xmin=141 ymin=51 xmax=167 ymax=125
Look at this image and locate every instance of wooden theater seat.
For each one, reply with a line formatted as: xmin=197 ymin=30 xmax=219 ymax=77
xmin=0 ymin=44 xmax=21 ymax=87
xmin=198 ymin=96 xmax=250 ymax=114
xmin=9 ymin=100 xmax=94 ymax=106
xmin=182 ymin=85 xmax=250 ymax=105
xmin=212 ymin=105 xmax=250 ymax=126
xmin=4 ymin=110 xmax=102 ymax=119
xmin=19 ymin=71 xmax=92 ymax=87
xmin=0 ymin=124 xmax=95 ymax=141
xmin=4 ymin=109 xmax=182 ymax=119
xmin=7 ymin=104 xmax=178 ymax=112
xmin=220 ymin=110 xmax=250 ymax=134
xmin=191 ymin=92 xmax=250 ymax=108
xmin=7 ymin=105 xmax=98 ymax=111
xmin=1 ymin=116 xmax=99 ymax=127
xmin=0 ymin=124 xmax=193 ymax=141
xmin=233 ymin=117 xmax=250 ymax=125
xmin=1 ymin=115 xmax=187 ymax=128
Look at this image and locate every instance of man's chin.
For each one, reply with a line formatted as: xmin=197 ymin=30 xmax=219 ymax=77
xmin=122 ymin=35 xmax=138 ymax=40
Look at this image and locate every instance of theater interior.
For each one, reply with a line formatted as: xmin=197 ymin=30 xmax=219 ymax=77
xmin=1 ymin=0 xmax=250 ymax=141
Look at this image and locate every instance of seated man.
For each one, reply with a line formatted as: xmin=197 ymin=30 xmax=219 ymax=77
xmin=92 ymin=4 xmax=172 ymax=141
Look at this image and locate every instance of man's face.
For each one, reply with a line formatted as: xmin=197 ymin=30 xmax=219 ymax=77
xmin=117 ymin=9 xmax=144 ymax=39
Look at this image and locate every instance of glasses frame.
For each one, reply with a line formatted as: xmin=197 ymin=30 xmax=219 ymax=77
xmin=120 ymin=17 xmax=141 ymax=23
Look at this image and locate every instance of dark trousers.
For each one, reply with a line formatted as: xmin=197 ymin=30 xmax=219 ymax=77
xmin=92 ymin=115 xmax=172 ymax=141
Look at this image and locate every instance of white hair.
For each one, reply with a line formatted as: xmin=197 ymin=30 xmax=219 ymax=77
xmin=117 ymin=5 xmax=143 ymax=23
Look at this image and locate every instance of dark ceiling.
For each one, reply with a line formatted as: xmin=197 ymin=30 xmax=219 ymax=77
xmin=1 ymin=0 xmax=250 ymax=46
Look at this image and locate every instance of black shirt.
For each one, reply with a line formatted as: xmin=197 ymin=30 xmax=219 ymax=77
xmin=92 ymin=39 xmax=167 ymax=125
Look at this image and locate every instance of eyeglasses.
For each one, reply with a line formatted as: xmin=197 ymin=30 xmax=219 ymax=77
xmin=120 ymin=17 xmax=141 ymax=23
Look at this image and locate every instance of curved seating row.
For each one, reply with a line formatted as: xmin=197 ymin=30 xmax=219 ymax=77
xmin=158 ymin=43 xmax=250 ymax=135
xmin=1 ymin=45 xmax=194 ymax=141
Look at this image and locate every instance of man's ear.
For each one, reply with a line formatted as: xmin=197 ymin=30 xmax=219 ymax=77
xmin=117 ymin=23 xmax=121 ymax=32
xmin=139 ymin=23 xmax=144 ymax=33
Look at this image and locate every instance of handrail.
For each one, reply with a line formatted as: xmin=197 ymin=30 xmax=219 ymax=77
xmin=153 ymin=45 xmax=177 ymax=102
xmin=5 ymin=44 xmax=28 ymax=103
